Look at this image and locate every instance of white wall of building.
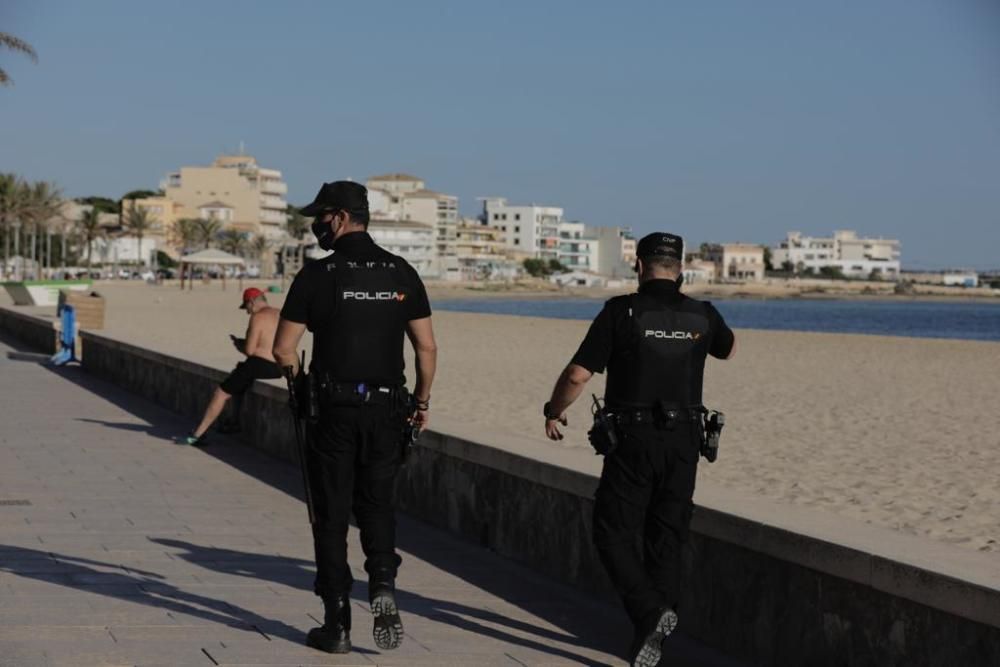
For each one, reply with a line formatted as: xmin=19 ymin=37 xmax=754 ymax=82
xmin=482 ymin=197 xmax=564 ymax=259
xmin=773 ymin=230 xmax=901 ymax=278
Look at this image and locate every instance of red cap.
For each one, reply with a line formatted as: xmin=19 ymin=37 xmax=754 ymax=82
xmin=239 ymin=287 xmax=265 ymax=309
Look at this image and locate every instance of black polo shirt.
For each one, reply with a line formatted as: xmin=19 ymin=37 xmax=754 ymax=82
xmin=281 ymin=232 xmax=431 ymax=384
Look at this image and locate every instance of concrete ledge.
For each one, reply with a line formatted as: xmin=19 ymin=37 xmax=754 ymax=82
xmin=1 ymin=313 xmax=993 ymax=663
xmin=0 ymin=305 xmax=58 ymax=354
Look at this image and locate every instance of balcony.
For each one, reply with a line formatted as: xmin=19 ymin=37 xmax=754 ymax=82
xmin=261 ymin=180 xmax=288 ymax=195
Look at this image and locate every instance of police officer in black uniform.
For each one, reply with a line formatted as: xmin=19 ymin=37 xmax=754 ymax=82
xmin=543 ymin=232 xmax=735 ymax=667
xmin=272 ymin=181 xmax=438 ymax=655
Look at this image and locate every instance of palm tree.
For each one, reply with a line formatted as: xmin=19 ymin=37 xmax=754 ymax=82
xmin=124 ymin=205 xmax=156 ymax=267
xmin=0 ymin=173 xmax=28 ymax=275
xmin=195 ymin=218 xmax=222 ymax=249
xmin=77 ymin=207 xmax=103 ymax=268
xmin=173 ymin=218 xmax=200 ymax=254
xmin=0 ymin=33 xmax=38 ymax=86
xmin=218 ymin=228 xmax=247 ymax=256
xmin=286 ymin=205 xmax=309 ymax=239
xmin=22 ymin=181 xmax=62 ymax=277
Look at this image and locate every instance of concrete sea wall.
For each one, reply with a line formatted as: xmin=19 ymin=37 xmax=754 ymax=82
xmin=3 ymin=305 xmax=998 ymax=665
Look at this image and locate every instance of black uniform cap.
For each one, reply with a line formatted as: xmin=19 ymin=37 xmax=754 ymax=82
xmin=636 ymin=232 xmax=683 ymax=260
xmin=299 ymin=181 xmax=369 ymax=217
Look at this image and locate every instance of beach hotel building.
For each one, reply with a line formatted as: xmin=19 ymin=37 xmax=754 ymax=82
xmin=703 ymin=243 xmax=766 ymax=281
xmin=161 ymin=154 xmax=289 ymax=241
xmin=772 ymin=230 xmax=901 ymax=278
xmin=480 ymin=197 xmax=564 ymax=261
xmin=366 ymin=174 xmax=460 ymax=280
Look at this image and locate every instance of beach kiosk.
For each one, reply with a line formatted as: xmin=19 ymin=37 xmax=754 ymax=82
xmin=178 ymin=249 xmax=246 ymax=291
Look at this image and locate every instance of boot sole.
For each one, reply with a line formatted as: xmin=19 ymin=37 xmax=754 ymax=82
xmin=371 ymin=591 xmax=404 ymax=650
xmin=632 ymin=608 xmax=678 ymax=667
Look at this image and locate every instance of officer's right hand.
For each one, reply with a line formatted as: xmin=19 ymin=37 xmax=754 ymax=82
xmin=412 ymin=407 xmax=430 ymax=429
xmin=545 ymin=415 xmax=568 ymax=441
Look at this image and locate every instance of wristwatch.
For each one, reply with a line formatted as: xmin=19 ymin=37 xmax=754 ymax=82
xmin=543 ymin=402 xmax=561 ymax=420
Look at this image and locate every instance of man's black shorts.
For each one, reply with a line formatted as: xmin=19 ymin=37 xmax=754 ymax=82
xmin=220 ymin=356 xmax=282 ymax=395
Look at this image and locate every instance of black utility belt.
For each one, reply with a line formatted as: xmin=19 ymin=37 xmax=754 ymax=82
xmin=314 ymin=376 xmax=405 ymax=405
xmin=609 ymin=406 xmax=704 ymax=427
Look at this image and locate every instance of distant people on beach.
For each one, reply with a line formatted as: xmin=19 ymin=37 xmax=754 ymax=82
xmin=179 ymin=287 xmax=281 ymax=446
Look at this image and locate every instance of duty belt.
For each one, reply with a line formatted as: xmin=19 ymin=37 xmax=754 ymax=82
xmin=610 ymin=405 xmax=704 ymax=427
xmin=314 ymin=373 xmax=404 ymax=405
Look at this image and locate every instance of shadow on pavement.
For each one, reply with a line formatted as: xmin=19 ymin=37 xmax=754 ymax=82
xmin=1 ymin=332 xmax=745 ymax=666
xmin=151 ymin=537 xmax=617 ymax=667
xmin=0 ymin=544 xmax=312 ymax=647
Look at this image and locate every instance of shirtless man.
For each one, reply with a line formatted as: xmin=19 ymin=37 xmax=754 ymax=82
xmin=181 ymin=288 xmax=281 ymax=446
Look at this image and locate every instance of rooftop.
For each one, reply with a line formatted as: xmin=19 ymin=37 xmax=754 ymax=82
xmin=368 ymin=173 xmax=423 ymax=182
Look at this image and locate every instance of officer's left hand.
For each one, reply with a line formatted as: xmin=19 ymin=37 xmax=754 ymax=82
xmin=545 ymin=415 xmax=568 ymax=441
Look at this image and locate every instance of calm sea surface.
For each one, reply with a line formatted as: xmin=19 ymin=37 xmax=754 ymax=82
xmin=434 ymin=297 xmax=1000 ymax=342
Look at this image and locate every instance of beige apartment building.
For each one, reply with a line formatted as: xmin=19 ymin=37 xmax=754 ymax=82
xmin=704 ymin=243 xmax=766 ymax=281
xmin=161 ymin=154 xmax=289 ymax=241
xmin=365 ymin=173 xmax=461 ymax=279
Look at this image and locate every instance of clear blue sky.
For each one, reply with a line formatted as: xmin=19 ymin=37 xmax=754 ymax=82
xmin=3 ymin=0 xmax=999 ymax=269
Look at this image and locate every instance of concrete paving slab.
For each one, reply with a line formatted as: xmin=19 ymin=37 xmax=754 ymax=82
xmin=0 ymin=335 xmax=743 ymax=667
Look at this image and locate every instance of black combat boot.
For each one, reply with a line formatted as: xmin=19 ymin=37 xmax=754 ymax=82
xmin=369 ymin=581 xmax=404 ymax=650
xmin=627 ymin=607 xmax=678 ymax=667
xmin=306 ymin=595 xmax=352 ymax=654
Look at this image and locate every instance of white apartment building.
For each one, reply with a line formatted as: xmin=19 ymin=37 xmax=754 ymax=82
xmin=772 ymin=230 xmax=901 ymax=278
xmin=480 ymin=197 xmax=563 ymax=260
xmin=162 ymin=154 xmax=289 ymax=240
xmin=454 ymin=218 xmax=519 ymax=280
xmin=367 ymin=218 xmax=437 ymax=277
xmin=704 ymin=243 xmax=766 ymax=281
xmin=585 ymin=225 xmax=637 ymax=277
xmin=557 ymin=222 xmax=599 ymax=272
xmin=365 ymin=174 xmax=460 ymax=280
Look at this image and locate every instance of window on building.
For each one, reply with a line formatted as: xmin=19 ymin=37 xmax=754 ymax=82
xmin=514 ymin=239 xmax=520 ymax=245
xmin=514 ymin=213 xmax=520 ymax=221
xmin=515 ymin=226 xmax=520 ymax=233
xmin=502 ymin=213 xmax=507 ymax=220
xmin=493 ymin=214 xmax=499 ymax=221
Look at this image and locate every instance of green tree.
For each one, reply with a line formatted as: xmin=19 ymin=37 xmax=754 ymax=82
xmin=22 ymin=181 xmax=62 ymax=275
xmin=763 ymin=246 xmax=774 ymax=272
xmin=77 ymin=207 xmax=103 ymax=268
xmin=75 ymin=196 xmax=119 ymax=214
xmin=548 ymin=258 xmax=568 ymax=274
xmin=120 ymin=189 xmax=162 ymax=201
xmin=174 ymin=218 xmax=201 ymax=254
xmin=0 ymin=173 xmax=29 ymax=272
xmin=523 ymin=258 xmax=550 ymax=277
xmin=156 ymin=250 xmax=177 ymax=269
xmin=286 ymin=204 xmax=309 ymax=239
xmin=195 ymin=218 xmax=222 ymax=249
xmin=218 ymin=228 xmax=247 ymax=256
xmin=124 ymin=205 xmax=157 ymax=267
xmin=819 ymin=266 xmax=845 ymax=280
xmin=0 ymin=33 xmax=37 ymax=86
xmin=781 ymin=260 xmax=794 ymax=273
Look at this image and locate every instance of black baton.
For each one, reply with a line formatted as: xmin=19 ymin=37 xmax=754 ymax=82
xmin=283 ymin=360 xmax=316 ymax=525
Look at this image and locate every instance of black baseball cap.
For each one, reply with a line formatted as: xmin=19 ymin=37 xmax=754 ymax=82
xmin=299 ymin=181 xmax=369 ymax=217
xmin=636 ymin=232 xmax=683 ymax=260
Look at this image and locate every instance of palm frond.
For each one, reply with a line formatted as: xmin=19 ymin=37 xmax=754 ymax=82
xmin=0 ymin=33 xmax=38 ymax=61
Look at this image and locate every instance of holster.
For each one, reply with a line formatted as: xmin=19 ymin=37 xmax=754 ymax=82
xmin=588 ymin=406 xmax=620 ymax=456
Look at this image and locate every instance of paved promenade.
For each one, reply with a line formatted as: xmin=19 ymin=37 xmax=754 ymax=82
xmin=0 ymin=335 xmax=741 ymax=667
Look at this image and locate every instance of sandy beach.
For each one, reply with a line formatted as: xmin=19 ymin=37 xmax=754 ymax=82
xmin=5 ymin=280 xmax=999 ymax=555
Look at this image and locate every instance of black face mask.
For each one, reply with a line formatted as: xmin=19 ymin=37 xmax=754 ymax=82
xmin=311 ymin=220 xmax=335 ymax=251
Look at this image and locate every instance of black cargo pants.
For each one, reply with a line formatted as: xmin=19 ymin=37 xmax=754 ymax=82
xmin=307 ymin=400 xmax=405 ymax=599
xmin=592 ymin=420 xmax=700 ymax=627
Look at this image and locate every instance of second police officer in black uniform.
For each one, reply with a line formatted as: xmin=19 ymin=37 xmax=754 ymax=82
xmin=543 ymin=232 xmax=735 ymax=667
xmin=272 ymin=181 xmax=438 ymax=655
